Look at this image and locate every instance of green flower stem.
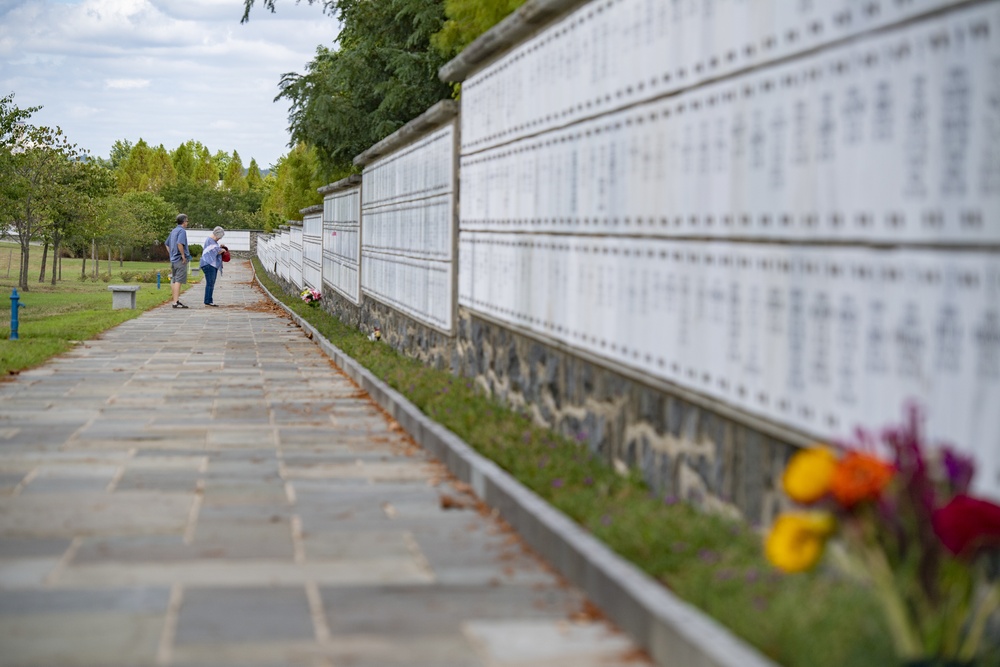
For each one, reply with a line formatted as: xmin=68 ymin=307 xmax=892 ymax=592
xmin=959 ymin=580 xmax=1000 ymax=661
xmin=852 ymin=524 xmax=923 ymax=660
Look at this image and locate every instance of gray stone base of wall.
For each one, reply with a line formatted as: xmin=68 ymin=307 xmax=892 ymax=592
xmin=273 ymin=272 xmax=800 ymax=527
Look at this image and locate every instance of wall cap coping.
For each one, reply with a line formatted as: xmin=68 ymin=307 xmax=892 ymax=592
xmin=299 ymin=204 xmax=323 ymax=216
xmin=353 ymin=99 xmax=459 ymax=167
xmin=318 ymin=174 xmax=361 ymax=195
xmin=439 ymin=0 xmax=589 ymax=83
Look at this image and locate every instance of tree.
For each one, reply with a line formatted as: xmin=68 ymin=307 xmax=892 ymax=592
xmin=223 ymin=150 xmax=248 ymax=192
xmin=194 ymin=145 xmax=218 ymax=184
xmin=45 ymin=159 xmax=116 ymax=284
xmin=243 ymin=0 xmax=452 ymax=174
xmin=99 ymin=191 xmax=174 ymax=265
xmin=259 ymin=143 xmax=324 ymax=229
xmin=116 ymin=140 xmax=176 ymax=193
xmin=431 ymin=0 xmax=526 ymax=59
xmin=0 ymin=93 xmax=82 ymax=291
xmin=171 ymin=141 xmax=198 ymax=182
xmin=246 ymin=157 xmax=265 ymax=190
xmin=107 ymin=139 xmax=133 ymax=171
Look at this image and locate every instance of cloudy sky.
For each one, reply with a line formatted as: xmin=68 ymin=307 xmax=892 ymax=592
xmin=0 ymin=0 xmax=337 ymax=169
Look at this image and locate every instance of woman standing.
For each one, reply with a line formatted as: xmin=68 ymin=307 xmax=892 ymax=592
xmin=200 ymin=226 xmax=226 ymax=307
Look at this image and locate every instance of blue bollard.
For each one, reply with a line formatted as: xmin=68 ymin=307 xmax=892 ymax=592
xmin=157 ymin=271 xmax=161 ymax=289
xmin=9 ymin=289 xmax=24 ymax=340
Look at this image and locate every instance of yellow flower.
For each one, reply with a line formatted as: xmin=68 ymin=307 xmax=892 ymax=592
xmin=782 ymin=447 xmax=837 ymax=504
xmin=765 ymin=512 xmax=836 ymax=573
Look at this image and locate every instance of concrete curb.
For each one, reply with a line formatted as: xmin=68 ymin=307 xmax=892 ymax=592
xmin=255 ymin=274 xmax=780 ymax=667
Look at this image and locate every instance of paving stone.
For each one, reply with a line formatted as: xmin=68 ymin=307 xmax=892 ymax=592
xmin=0 ymin=587 xmax=170 ymax=614
xmin=0 ymin=492 xmax=192 ymax=537
xmin=114 ymin=470 xmax=200 ymax=493
xmin=0 ymin=537 xmax=72 ymax=558
xmin=0 ymin=612 xmax=163 ymax=666
xmin=22 ymin=476 xmax=111 ymax=494
xmin=319 ymin=584 xmax=585 ymax=636
xmin=175 ymin=586 xmax=314 ymax=644
xmin=463 ymin=619 xmax=640 ymax=667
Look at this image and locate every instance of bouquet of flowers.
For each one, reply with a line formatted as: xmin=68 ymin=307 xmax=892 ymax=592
xmin=766 ymin=405 xmax=1000 ymax=665
xmin=300 ymin=288 xmax=321 ymax=307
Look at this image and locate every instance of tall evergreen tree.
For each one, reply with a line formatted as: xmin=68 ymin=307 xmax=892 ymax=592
xmin=223 ymin=150 xmax=248 ymax=192
xmin=246 ymin=157 xmax=265 ymax=190
xmin=171 ymin=141 xmax=198 ymax=182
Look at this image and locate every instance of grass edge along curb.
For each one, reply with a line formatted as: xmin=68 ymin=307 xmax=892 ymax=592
xmin=251 ymin=267 xmax=779 ymax=667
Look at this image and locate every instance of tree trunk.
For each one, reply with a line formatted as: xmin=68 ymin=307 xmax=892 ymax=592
xmin=119 ymin=247 xmax=124 ymax=268
xmin=18 ymin=240 xmax=30 ymax=292
xmin=38 ymin=242 xmax=49 ymax=282
xmin=92 ymin=239 xmax=97 ymax=278
xmin=51 ymin=233 xmax=62 ymax=285
xmin=81 ymin=255 xmax=87 ymax=278
xmin=107 ymin=248 xmax=111 ymax=276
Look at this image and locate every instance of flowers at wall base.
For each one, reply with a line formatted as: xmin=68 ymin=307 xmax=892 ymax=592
xmin=300 ymin=288 xmax=321 ymax=307
xmin=766 ymin=404 xmax=1000 ymax=665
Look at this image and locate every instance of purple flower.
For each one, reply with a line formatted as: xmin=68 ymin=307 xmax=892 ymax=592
xmin=698 ymin=549 xmax=720 ymax=564
xmin=663 ymin=495 xmax=678 ymax=505
xmin=744 ymin=568 xmax=759 ymax=584
xmin=583 ymin=477 xmax=594 ymax=486
xmin=552 ymin=478 xmax=564 ymax=488
xmin=576 ymin=431 xmax=588 ymax=442
xmin=941 ymin=447 xmax=975 ymax=494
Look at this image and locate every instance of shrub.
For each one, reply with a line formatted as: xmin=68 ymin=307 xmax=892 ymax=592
xmin=188 ymin=244 xmax=203 ymax=260
xmin=120 ymin=271 xmax=135 ymax=283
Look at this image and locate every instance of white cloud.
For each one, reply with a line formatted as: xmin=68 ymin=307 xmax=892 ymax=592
xmin=0 ymin=0 xmax=338 ymax=168
xmin=105 ymin=78 xmax=150 ymax=89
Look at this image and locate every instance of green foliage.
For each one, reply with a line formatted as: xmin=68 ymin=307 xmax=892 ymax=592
xmin=223 ymin=150 xmax=248 ymax=192
xmin=116 ymin=139 xmax=177 ymax=193
xmin=159 ymin=179 xmax=264 ymax=230
xmin=0 ymin=93 xmax=86 ymax=290
xmin=246 ymin=158 xmax=265 ymax=190
xmin=259 ymin=143 xmax=325 ymax=228
xmin=242 ymin=0 xmax=451 ymax=173
xmin=432 ymin=0 xmax=526 ymax=59
xmin=187 ymin=243 xmax=203 ymax=259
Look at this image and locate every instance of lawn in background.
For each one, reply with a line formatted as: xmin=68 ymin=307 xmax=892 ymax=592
xmin=0 ymin=241 xmax=189 ymax=374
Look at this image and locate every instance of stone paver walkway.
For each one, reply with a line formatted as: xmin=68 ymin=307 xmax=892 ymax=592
xmin=0 ymin=261 xmax=650 ymax=667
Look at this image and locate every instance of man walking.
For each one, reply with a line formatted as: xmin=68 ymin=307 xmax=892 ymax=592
xmin=165 ymin=214 xmax=191 ymax=308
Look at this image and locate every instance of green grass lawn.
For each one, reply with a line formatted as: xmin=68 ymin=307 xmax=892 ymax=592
xmin=0 ymin=241 xmax=190 ymax=374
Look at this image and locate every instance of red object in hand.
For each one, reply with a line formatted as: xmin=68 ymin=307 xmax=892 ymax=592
xmin=220 ymin=245 xmax=231 ymax=262
xmin=933 ymin=494 xmax=1000 ymax=556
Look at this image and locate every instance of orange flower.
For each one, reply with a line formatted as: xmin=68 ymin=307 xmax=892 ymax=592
xmin=830 ymin=451 xmax=893 ymax=508
xmin=782 ymin=447 xmax=837 ymax=504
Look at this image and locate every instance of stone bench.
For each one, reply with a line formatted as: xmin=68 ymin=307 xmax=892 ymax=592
xmin=108 ymin=285 xmax=140 ymax=310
